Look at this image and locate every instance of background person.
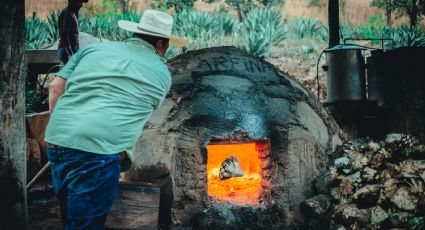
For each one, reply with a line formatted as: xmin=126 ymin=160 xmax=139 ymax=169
xmin=57 ymin=0 xmax=88 ymax=64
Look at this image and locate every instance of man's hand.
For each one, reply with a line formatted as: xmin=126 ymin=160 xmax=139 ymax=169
xmin=49 ymin=77 xmax=67 ymax=114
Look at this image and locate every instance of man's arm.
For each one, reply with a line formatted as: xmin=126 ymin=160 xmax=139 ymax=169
xmin=49 ymin=77 xmax=67 ymax=114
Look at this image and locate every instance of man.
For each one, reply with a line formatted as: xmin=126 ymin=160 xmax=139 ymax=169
xmin=45 ymin=10 xmax=187 ymax=229
xmin=57 ymin=0 xmax=88 ymax=64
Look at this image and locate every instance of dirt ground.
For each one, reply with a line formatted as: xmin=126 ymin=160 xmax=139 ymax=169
xmin=268 ymin=41 xmax=328 ymax=101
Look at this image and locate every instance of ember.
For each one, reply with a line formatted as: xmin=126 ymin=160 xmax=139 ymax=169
xmin=207 ymin=142 xmax=262 ymax=205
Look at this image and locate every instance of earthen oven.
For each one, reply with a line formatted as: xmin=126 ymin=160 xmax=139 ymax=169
xmin=124 ymin=47 xmax=342 ymax=229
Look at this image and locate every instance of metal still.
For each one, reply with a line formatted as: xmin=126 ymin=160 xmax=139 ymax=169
xmin=325 ymin=44 xmax=367 ymax=103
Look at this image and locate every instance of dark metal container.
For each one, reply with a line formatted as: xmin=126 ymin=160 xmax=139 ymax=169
xmin=325 ymin=45 xmax=367 ymax=103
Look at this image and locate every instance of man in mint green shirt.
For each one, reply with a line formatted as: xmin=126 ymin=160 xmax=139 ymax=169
xmin=45 ymin=10 xmax=187 ymax=229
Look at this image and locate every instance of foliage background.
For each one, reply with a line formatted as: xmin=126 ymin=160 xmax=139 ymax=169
xmin=25 ymin=0 xmax=425 ymax=112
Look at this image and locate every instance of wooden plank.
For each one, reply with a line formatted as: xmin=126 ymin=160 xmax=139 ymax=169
xmin=105 ymin=182 xmax=160 ymax=230
xmin=28 ymin=182 xmax=160 ymax=230
xmin=26 ymin=49 xmax=60 ymax=64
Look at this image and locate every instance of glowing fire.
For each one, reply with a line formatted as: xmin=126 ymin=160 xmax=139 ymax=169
xmin=207 ymin=142 xmax=262 ymax=205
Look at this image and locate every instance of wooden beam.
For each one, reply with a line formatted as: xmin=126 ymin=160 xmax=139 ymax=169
xmin=26 ymin=50 xmax=60 ymax=65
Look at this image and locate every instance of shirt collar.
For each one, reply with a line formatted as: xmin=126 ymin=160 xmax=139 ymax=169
xmin=125 ymin=38 xmax=167 ymax=63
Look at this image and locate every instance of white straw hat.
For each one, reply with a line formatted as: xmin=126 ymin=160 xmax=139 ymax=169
xmin=118 ymin=10 xmax=187 ymax=47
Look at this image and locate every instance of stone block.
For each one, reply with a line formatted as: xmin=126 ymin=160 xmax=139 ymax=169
xmin=260 ymin=157 xmax=272 ymax=169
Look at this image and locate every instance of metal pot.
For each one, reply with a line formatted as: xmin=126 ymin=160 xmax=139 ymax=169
xmin=325 ymin=45 xmax=366 ymax=103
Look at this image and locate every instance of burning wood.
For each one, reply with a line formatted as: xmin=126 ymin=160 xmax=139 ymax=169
xmin=219 ymin=156 xmax=245 ymax=180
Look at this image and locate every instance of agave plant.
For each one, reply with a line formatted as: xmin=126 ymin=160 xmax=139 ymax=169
xmin=234 ymin=8 xmax=286 ymax=57
xmin=290 ymin=17 xmax=326 ymax=40
xmin=45 ymin=11 xmax=60 ymax=44
xmin=173 ymin=10 xmax=229 ymax=50
xmin=233 ymin=25 xmax=273 ymax=57
xmin=213 ymin=12 xmax=237 ymax=35
xmin=25 ymin=17 xmax=49 ymax=49
xmin=243 ymin=8 xmax=283 ymax=30
xmin=340 ymin=24 xmax=364 ymax=40
xmin=173 ymin=9 xmax=215 ymax=38
xmin=386 ymin=26 xmax=425 ymax=48
xmin=79 ymin=11 xmax=141 ymax=41
xmin=241 ymin=8 xmax=287 ymax=45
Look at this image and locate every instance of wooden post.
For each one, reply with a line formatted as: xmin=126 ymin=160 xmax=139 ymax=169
xmin=328 ymin=0 xmax=340 ymax=47
xmin=0 ymin=0 xmax=27 ymax=229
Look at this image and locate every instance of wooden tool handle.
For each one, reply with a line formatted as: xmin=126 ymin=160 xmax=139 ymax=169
xmin=27 ymin=162 xmax=50 ymax=189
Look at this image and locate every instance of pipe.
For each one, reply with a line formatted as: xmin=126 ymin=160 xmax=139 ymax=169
xmin=328 ymin=0 xmax=340 ymax=47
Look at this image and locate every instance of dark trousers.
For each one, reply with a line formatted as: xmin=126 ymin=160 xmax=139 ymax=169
xmin=48 ymin=146 xmax=120 ymax=230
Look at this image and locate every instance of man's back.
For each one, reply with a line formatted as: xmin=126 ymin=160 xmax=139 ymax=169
xmin=45 ymin=38 xmax=171 ymax=155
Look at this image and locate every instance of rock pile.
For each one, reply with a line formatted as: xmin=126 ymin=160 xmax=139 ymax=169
xmin=302 ymin=133 xmax=425 ymax=230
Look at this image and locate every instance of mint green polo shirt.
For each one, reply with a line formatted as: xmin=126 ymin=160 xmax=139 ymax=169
xmin=45 ymin=38 xmax=171 ymax=167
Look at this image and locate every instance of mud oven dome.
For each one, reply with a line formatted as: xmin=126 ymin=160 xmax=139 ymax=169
xmin=123 ymin=47 xmax=342 ymax=229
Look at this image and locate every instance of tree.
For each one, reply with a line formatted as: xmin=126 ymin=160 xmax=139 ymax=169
xmin=0 ymin=0 xmax=27 ymax=229
xmin=372 ymin=0 xmax=425 ymax=27
xmin=372 ymin=0 xmax=396 ymax=25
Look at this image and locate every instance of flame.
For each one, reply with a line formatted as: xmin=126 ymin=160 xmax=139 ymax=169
xmin=207 ymin=142 xmax=262 ymax=205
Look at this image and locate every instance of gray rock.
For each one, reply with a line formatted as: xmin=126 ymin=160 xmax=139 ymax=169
xmin=329 ymin=187 xmax=341 ymax=201
xmin=385 ymin=133 xmax=402 ymax=144
xmin=314 ymin=172 xmax=332 ymax=194
xmin=367 ymin=141 xmax=380 ymax=151
xmin=352 ymin=185 xmax=381 ymax=208
xmin=341 ymin=205 xmax=370 ymax=226
xmin=347 ymin=171 xmax=362 ymax=187
xmin=388 ymin=211 xmax=412 ymax=226
xmin=301 ymin=194 xmax=332 ymax=218
xmin=370 ymin=206 xmax=388 ymax=225
xmin=335 ymin=157 xmax=350 ymax=169
xmin=362 ymin=167 xmax=378 ymax=182
xmin=390 ymin=187 xmax=418 ymax=211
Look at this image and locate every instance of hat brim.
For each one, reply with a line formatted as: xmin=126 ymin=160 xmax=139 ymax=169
xmin=118 ymin=20 xmax=188 ymax=47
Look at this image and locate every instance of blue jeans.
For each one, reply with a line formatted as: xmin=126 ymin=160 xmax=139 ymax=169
xmin=48 ymin=147 xmax=120 ymax=230
xmin=58 ymin=46 xmax=79 ymax=64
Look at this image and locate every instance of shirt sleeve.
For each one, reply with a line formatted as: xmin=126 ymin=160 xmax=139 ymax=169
xmin=57 ymin=47 xmax=82 ymax=80
xmin=155 ymin=71 xmax=172 ymax=109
